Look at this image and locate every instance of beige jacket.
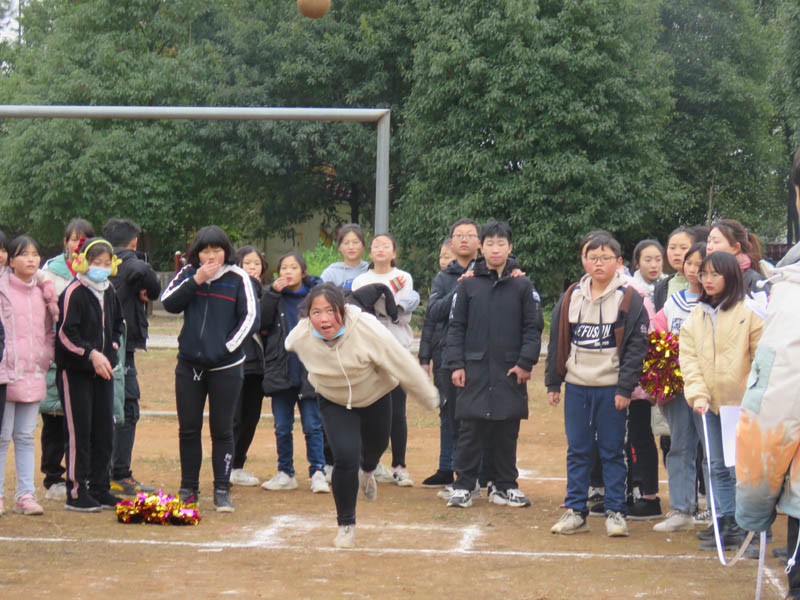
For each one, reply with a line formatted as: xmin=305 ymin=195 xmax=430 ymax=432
xmin=285 ymin=304 xmax=438 ymax=410
xmin=679 ymin=299 xmax=763 ymax=414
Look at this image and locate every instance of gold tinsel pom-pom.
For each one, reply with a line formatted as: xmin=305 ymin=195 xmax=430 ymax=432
xmin=116 ymin=490 xmax=201 ymax=526
xmin=640 ymin=330 xmax=683 ymax=402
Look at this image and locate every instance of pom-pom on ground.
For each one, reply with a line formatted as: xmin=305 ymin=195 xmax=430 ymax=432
xmin=298 ymin=0 xmax=330 ymax=19
xmin=116 ymin=490 xmax=201 ymax=526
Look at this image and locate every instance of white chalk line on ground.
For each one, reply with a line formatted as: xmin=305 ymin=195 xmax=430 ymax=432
xmin=763 ymin=566 xmax=788 ymax=598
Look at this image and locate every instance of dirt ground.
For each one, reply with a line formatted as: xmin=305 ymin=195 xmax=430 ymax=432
xmin=0 ymin=350 xmax=787 ymax=599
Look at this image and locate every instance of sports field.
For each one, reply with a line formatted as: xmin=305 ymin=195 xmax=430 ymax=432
xmin=0 ymin=348 xmax=786 ymax=599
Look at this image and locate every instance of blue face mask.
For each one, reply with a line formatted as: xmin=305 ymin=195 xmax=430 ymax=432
xmin=87 ymin=266 xmax=111 ymax=283
xmin=313 ymin=326 xmax=346 ymax=340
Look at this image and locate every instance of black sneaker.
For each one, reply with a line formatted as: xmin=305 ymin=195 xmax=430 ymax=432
xmin=696 ymin=519 xmax=719 ymax=541
xmin=589 ymin=502 xmax=606 ymax=517
xmin=214 ymin=488 xmax=234 ymax=513
xmin=65 ymin=492 xmax=102 ymax=513
xmin=627 ymin=497 xmax=662 ymax=521
xmin=90 ymin=490 xmax=123 ymax=510
xmin=421 ymin=470 xmax=454 ymax=488
xmin=587 ymin=487 xmax=604 ymax=507
xmin=110 ymin=477 xmax=156 ymax=496
xmin=698 ymin=516 xmax=747 ymax=551
xmin=178 ymin=488 xmax=199 ymax=506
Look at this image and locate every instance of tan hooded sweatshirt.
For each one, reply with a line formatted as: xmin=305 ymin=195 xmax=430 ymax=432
xmin=285 ymin=304 xmax=438 ymax=410
xmin=564 ymin=271 xmax=629 ymax=389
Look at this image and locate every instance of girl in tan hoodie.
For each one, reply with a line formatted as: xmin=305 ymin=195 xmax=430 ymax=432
xmin=680 ymin=251 xmax=763 ymax=551
xmin=286 ymin=283 xmax=438 ymax=549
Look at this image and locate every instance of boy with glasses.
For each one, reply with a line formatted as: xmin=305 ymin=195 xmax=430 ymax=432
xmin=546 ymin=232 xmax=649 ymax=536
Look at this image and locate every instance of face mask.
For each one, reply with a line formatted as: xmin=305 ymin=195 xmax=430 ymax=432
xmin=87 ymin=266 xmax=111 ymax=283
xmin=313 ymin=326 xmax=345 ymax=340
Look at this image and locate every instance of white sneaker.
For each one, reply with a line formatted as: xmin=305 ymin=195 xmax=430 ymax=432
xmin=261 ymin=471 xmax=298 ymax=491
xmin=45 ymin=482 xmax=67 ymax=501
xmin=447 ymin=488 xmax=473 ymax=508
xmin=310 ymin=470 xmax=330 ymax=493
xmin=653 ymin=510 xmax=694 ymax=532
xmin=605 ymin=511 xmax=629 ymax=537
xmin=333 ymin=524 xmax=356 ymax=548
xmin=437 ymin=485 xmax=454 ymax=500
xmin=373 ymin=463 xmax=394 ymax=483
xmin=551 ymin=509 xmax=589 ymax=535
xmin=359 ymin=469 xmax=378 ymax=501
xmin=323 ymin=464 xmax=333 ymax=484
xmin=230 ymin=468 xmax=259 ymax=487
xmin=392 ymin=467 xmax=414 ymax=487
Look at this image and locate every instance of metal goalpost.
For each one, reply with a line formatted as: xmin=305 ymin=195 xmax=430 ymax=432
xmin=0 ymin=105 xmax=391 ymax=233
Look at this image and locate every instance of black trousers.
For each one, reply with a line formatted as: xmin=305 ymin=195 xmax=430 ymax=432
xmin=57 ymin=368 xmax=114 ymax=499
xmin=388 ymin=386 xmax=408 ymax=468
xmin=233 ymin=373 xmax=264 ymax=469
xmin=41 ymin=413 xmax=67 ymax=488
xmin=453 ymin=418 xmax=520 ymax=492
xmin=111 ymin=351 xmax=140 ymax=480
xmin=788 ymin=516 xmax=800 ymax=596
xmin=175 ymin=361 xmax=243 ymax=492
xmin=0 ymin=384 xmax=5 ymax=442
xmin=318 ymin=394 xmax=392 ymax=526
xmin=628 ymin=399 xmax=659 ymax=495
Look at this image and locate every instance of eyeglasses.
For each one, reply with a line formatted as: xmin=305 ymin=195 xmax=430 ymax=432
xmin=698 ymin=271 xmax=723 ymax=282
xmin=585 ymin=255 xmax=617 ymax=265
xmin=452 ymin=234 xmax=478 ymax=241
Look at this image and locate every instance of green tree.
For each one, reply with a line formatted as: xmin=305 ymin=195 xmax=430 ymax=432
xmin=657 ymin=0 xmax=783 ymax=236
xmin=0 ymin=0 xmax=225 ymax=265
xmin=396 ymin=0 xmax=675 ymax=298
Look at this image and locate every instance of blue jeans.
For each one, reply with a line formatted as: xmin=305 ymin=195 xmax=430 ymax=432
xmin=436 ymin=370 xmax=455 ymax=471
xmin=661 ymin=396 xmax=699 ymax=514
xmin=564 ymin=384 xmax=628 ymax=514
xmin=694 ymin=410 xmax=735 ymax=517
xmin=271 ymin=387 xmax=325 ymax=478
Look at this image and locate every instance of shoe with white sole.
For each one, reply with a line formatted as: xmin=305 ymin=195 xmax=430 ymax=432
xmin=605 ymin=511 xmax=629 ymax=537
xmin=14 ymin=494 xmax=44 ymax=515
xmin=230 ymin=468 xmax=259 ymax=487
xmin=333 ymin=524 xmax=356 ymax=548
xmin=653 ymin=510 xmax=694 ymax=532
xmin=310 ymin=470 xmax=330 ymax=493
xmin=359 ymin=469 xmax=378 ymax=501
xmin=44 ymin=482 xmax=67 ymax=501
xmin=551 ymin=509 xmax=589 ymax=535
xmin=392 ymin=467 xmax=414 ymax=487
xmin=489 ymin=487 xmax=531 ymax=508
xmin=693 ymin=509 xmax=712 ymax=527
xmin=373 ymin=463 xmax=394 ymax=483
xmin=447 ymin=488 xmax=473 ymax=508
xmin=262 ymin=471 xmax=298 ymax=491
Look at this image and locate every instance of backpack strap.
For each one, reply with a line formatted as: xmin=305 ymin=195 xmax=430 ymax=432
xmin=556 ymin=282 xmax=579 ymax=378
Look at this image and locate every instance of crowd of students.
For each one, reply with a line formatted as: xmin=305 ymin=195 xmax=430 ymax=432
xmin=1 ymin=171 xmax=799 ymax=594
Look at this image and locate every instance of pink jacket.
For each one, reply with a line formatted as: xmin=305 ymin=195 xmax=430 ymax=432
xmin=0 ymin=268 xmax=56 ymax=402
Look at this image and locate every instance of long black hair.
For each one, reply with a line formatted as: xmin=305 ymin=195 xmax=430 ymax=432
xmin=699 ymin=251 xmax=744 ymax=310
xmin=186 ymin=226 xmax=236 ymax=268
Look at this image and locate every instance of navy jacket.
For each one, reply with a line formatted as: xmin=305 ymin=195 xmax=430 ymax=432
xmin=445 ymin=258 xmax=543 ymax=420
xmin=160 ymin=264 xmax=259 ymax=368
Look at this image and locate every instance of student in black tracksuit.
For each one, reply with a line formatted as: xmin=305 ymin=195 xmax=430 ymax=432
xmin=160 ymin=226 xmax=258 ymax=512
xmin=55 ymin=238 xmax=125 ymax=512
xmin=230 ymin=245 xmax=268 ymax=487
xmin=103 ymin=218 xmax=162 ymax=496
xmin=445 ymin=221 xmax=544 ymax=508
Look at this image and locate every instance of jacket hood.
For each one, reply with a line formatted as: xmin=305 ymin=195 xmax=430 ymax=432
xmin=43 ymin=254 xmax=72 ymax=279
xmin=576 ymin=271 xmax=626 ymax=302
xmin=777 ymin=241 xmax=800 ymax=268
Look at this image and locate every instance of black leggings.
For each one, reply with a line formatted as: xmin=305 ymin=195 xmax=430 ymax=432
xmin=318 ymin=394 xmax=392 ymax=526
xmin=388 ymin=386 xmax=407 ymax=468
xmin=175 ymin=361 xmax=243 ymax=492
xmin=233 ymin=373 xmax=264 ymax=469
xmin=628 ymin=399 xmax=659 ymax=496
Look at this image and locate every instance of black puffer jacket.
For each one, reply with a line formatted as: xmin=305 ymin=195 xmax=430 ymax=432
xmin=445 ymin=258 xmax=543 ymax=421
xmin=109 ymin=248 xmax=161 ymax=351
xmin=261 ymin=276 xmax=321 ymax=398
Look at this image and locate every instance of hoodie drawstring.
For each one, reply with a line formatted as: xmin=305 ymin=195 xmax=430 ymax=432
xmin=335 ymin=346 xmax=353 ymax=410
xmin=192 ymin=368 xmax=204 ymax=382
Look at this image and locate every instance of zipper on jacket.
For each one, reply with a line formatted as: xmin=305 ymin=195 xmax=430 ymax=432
xmin=198 ymin=292 xmax=209 ymax=338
